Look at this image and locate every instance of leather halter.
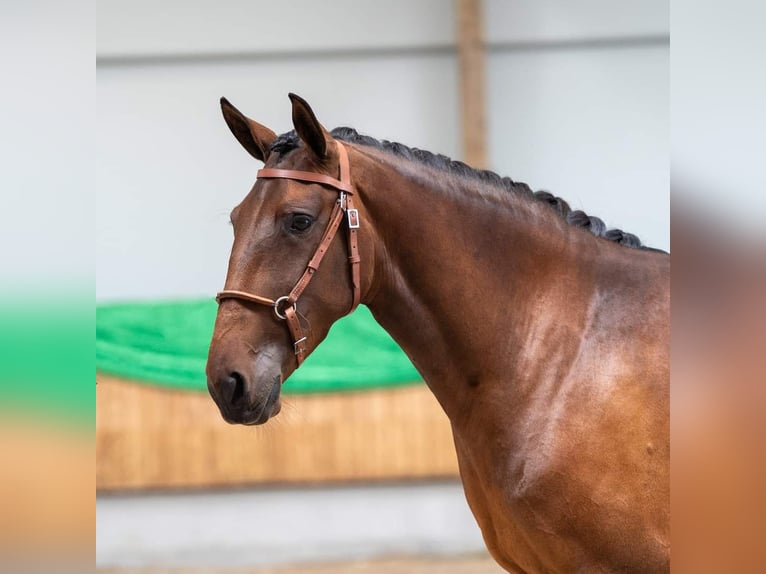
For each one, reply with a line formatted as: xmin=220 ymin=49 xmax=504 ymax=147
xmin=215 ymin=141 xmax=361 ymax=366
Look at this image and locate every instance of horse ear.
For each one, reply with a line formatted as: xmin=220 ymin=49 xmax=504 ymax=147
xmin=220 ymin=97 xmax=277 ymax=163
xmin=288 ymin=93 xmax=328 ymax=159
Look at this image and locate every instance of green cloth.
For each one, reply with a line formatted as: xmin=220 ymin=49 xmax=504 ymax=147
xmin=96 ymin=299 xmax=422 ymax=393
xmin=0 ymin=297 xmax=93 ymax=427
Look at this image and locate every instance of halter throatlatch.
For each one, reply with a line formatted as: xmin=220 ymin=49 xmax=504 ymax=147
xmin=215 ymin=141 xmax=361 ymax=366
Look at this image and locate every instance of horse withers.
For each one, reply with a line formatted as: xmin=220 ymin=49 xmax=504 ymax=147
xmin=206 ymin=94 xmax=670 ymax=573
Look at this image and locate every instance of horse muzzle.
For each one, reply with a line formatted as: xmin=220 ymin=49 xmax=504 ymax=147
xmin=206 ymin=346 xmax=283 ymax=425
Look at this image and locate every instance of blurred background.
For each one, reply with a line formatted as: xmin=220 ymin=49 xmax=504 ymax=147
xmin=94 ymin=1 xmax=668 ymax=573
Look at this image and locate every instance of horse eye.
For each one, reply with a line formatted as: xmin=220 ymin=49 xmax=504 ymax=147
xmin=290 ymin=213 xmax=314 ymax=233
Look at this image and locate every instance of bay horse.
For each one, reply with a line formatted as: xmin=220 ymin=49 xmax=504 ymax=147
xmin=206 ymin=94 xmax=670 ymax=573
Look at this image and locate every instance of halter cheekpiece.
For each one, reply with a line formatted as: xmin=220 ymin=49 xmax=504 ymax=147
xmin=215 ymin=141 xmax=361 ymax=367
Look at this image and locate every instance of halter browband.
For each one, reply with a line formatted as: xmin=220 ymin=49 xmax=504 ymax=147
xmin=215 ymin=141 xmax=361 ymax=367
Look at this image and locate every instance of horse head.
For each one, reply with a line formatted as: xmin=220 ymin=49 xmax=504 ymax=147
xmin=206 ymin=94 xmax=367 ymax=425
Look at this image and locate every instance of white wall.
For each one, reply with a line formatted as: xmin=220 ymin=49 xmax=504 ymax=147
xmin=1 ymin=1 xmax=92 ymax=286
xmin=488 ymin=44 xmax=668 ymax=249
xmin=484 ymin=0 xmax=669 ymax=253
xmin=97 ymin=0 xmax=455 ymax=57
xmin=97 ymin=0 xmax=668 ymax=301
xmin=486 ymin=0 xmax=668 ymax=42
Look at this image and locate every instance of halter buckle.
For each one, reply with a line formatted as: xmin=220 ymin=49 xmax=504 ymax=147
xmin=293 ymin=337 xmax=307 ymax=354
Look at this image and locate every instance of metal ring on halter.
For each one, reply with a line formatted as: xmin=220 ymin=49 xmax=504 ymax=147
xmin=273 ymin=296 xmax=292 ymax=320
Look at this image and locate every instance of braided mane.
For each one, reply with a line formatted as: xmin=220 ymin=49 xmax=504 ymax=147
xmin=270 ymin=128 xmax=665 ymax=252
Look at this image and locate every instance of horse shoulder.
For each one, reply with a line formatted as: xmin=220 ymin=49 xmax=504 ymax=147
xmin=452 ymin=260 xmax=669 ymax=571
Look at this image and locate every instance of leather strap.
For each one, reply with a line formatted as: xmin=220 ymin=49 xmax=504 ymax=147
xmin=346 ymin=193 xmax=361 ymax=310
xmin=216 ymin=141 xmax=361 ymax=368
xmin=284 ymin=305 xmax=307 ymax=360
xmin=256 ymin=169 xmax=354 ymax=194
xmin=216 ymin=290 xmax=274 ymax=306
xmin=338 ymin=145 xmax=361 ymax=310
xmin=286 ymin=199 xmax=346 ymax=306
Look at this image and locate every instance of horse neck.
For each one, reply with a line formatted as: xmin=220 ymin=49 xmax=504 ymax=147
xmin=352 ymin=146 xmax=602 ymax=422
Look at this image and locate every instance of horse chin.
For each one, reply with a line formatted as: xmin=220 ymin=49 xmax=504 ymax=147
xmin=242 ymin=376 xmax=282 ymax=425
xmin=243 ymin=398 xmax=281 ymax=426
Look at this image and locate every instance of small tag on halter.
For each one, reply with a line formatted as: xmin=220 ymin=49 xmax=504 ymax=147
xmin=347 ymin=209 xmax=360 ymax=229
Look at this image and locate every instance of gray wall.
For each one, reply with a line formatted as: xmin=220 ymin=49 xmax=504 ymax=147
xmin=97 ymin=482 xmax=487 ymax=568
xmin=97 ymin=0 xmax=668 ymax=301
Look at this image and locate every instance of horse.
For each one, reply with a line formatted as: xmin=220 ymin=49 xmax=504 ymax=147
xmin=206 ymin=93 xmax=670 ymax=573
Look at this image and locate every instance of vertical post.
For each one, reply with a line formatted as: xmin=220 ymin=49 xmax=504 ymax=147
xmin=456 ymin=0 xmax=488 ymax=169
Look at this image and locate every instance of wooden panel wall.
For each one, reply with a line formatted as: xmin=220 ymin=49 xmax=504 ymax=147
xmin=0 ymin=418 xmax=93 ymax=555
xmin=97 ymin=375 xmax=460 ymax=490
xmin=457 ymin=0 xmax=488 ymax=168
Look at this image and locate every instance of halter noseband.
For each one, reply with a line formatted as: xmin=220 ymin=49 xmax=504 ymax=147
xmin=215 ymin=141 xmax=361 ymax=367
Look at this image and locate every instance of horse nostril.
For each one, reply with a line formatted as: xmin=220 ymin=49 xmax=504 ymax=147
xmin=229 ymin=371 xmax=246 ymax=406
